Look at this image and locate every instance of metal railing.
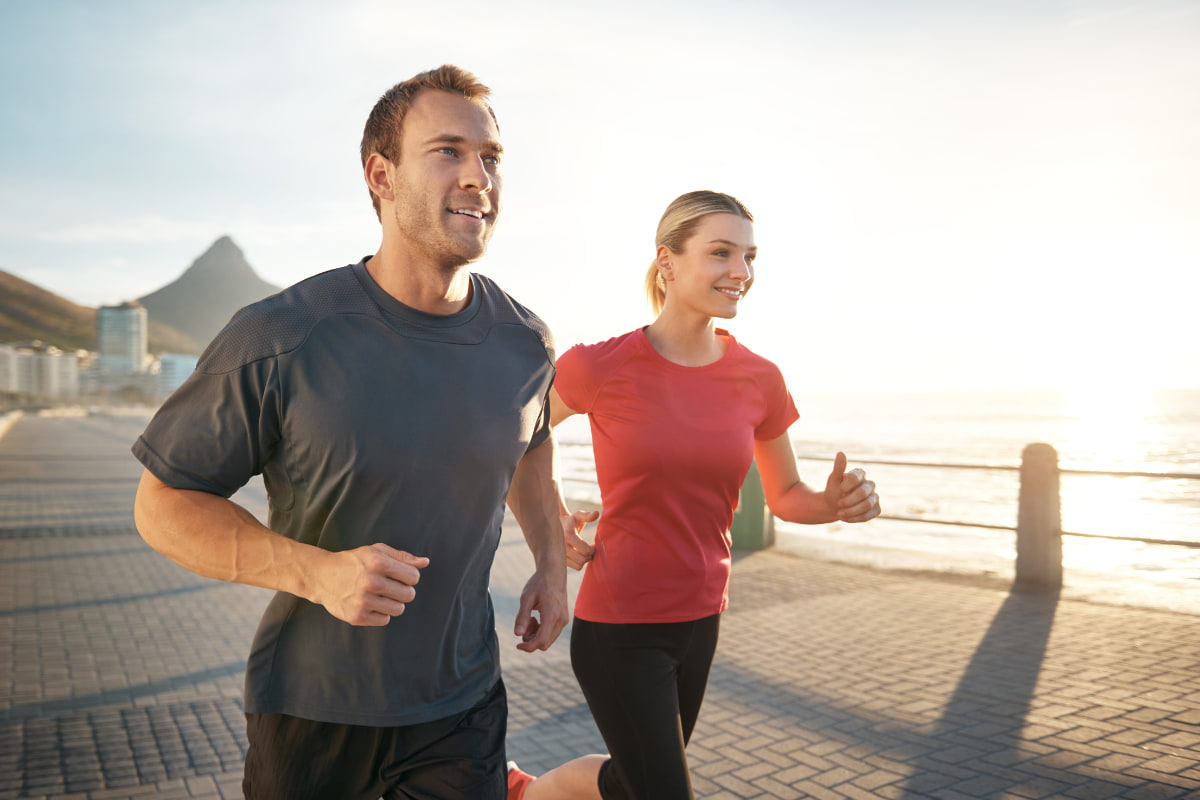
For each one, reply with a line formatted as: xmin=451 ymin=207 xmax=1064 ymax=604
xmin=794 ymin=453 xmax=1200 ymax=550
xmin=784 ymin=443 xmax=1200 ymax=589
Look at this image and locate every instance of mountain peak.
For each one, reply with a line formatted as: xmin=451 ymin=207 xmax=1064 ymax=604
xmin=137 ymin=236 xmax=282 ymax=351
xmin=181 ymin=236 xmax=254 ymax=280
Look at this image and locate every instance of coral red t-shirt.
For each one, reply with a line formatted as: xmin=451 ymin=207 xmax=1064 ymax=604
xmin=555 ymin=328 xmax=799 ymax=623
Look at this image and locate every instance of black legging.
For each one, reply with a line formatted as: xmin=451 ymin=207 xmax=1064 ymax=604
xmin=570 ymin=614 xmax=721 ymax=800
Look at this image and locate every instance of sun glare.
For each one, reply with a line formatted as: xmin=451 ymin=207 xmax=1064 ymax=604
xmin=1061 ymin=382 xmax=1154 ymax=464
xmin=1057 ymin=384 xmax=1158 ymax=571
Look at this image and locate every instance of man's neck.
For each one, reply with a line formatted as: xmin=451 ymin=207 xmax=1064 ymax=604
xmin=366 ymin=244 xmax=473 ymax=315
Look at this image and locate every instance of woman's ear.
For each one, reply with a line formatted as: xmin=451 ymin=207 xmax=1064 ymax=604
xmin=655 ymin=245 xmax=674 ymax=281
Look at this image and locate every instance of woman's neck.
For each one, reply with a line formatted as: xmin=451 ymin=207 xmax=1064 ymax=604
xmin=645 ymin=312 xmax=726 ymax=367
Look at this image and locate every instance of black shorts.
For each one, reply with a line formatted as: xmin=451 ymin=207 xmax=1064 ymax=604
xmin=242 ymin=678 xmax=508 ymax=800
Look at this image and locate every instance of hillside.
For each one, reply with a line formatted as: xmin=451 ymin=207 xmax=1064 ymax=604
xmin=0 ymin=269 xmax=98 ymax=351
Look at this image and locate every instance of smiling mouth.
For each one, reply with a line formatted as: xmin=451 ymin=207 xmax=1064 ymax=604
xmin=450 ymin=208 xmax=486 ymax=220
xmin=716 ymin=287 xmax=745 ymax=299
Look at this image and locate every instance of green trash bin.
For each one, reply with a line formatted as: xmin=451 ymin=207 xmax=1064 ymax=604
xmin=731 ymin=460 xmax=774 ymax=550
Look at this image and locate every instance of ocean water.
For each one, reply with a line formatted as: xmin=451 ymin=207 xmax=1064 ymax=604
xmin=556 ymin=387 xmax=1200 ymax=586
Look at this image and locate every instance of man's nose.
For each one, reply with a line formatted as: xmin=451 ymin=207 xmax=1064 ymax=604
xmin=460 ymin=155 xmax=493 ymax=193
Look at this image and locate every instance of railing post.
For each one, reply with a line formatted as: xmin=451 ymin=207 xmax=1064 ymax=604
xmin=1016 ymin=442 xmax=1063 ymax=590
xmin=731 ymin=460 xmax=774 ymax=550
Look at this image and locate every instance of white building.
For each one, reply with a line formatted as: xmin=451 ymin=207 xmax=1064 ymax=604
xmin=35 ymin=348 xmax=80 ymax=399
xmin=96 ymin=301 xmax=149 ymax=376
xmin=157 ymin=353 xmax=198 ymax=398
xmin=0 ymin=343 xmax=80 ymax=400
xmin=0 ymin=344 xmax=17 ymax=393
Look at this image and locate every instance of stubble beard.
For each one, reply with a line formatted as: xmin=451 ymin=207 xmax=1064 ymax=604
xmin=391 ymin=183 xmax=495 ymax=274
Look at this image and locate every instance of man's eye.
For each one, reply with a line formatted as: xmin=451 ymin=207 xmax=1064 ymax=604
xmin=437 ymin=147 xmax=457 ymax=156
xmin=484 ymin=155 xmax=501 ymax=166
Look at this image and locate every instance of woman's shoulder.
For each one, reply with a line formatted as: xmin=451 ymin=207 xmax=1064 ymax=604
xmin=723 ymin=332 xmax=788 ymax=380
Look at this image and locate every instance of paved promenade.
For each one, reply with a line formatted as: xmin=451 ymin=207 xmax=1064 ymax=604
xmin=1 ymin=410 xmax=1198 ymax=799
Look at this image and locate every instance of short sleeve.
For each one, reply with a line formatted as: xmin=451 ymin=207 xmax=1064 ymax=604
xmin=553 ymin=344 xmax=597 ymax=414
xmin=131 ymin=355 xmax=281 ymax=498
xmin=754 ymin=364 xmax=800 ymax=441
xmin=526 ymin=391 xmax=552 ymax=451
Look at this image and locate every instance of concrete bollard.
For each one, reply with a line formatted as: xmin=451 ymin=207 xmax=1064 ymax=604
xmin=1016 ymin=442 xmax=1063 ymax=589
xmin=731 ymin=460 xmax=775 ymax=550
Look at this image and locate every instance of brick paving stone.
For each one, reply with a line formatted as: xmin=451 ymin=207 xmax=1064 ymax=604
xmin=1063 ymin=779 xmax=1146 ymax=799
xmin=851 ymin=768 xmax=905 ymax=792
xmin=1103 ymin=728 xmax=1161 ymax=748
xmin=811 ymin=765 xmax=860 ymax=787
xmin=712 ymin=773 xmax=764 ymax=797
xmin=1123 ymin=787 xmax=1194 ymax=800
xmin=1157 ymin=731 xmax=1200 ymax=750
xmin=747 ymin=775 xmax=805 ymax=799
xmin=1139 ymin=754 xmax=1200 ymax=774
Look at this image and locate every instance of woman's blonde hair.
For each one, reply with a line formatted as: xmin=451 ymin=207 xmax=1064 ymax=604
xmin=644 ymin=190 xmax=754 ymax=315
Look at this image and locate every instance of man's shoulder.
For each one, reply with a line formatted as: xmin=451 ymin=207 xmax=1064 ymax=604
xmin=472 ymin=272 xmax=553 ymax=351
xmin=198 ymin=264 xmax=370 ymax=374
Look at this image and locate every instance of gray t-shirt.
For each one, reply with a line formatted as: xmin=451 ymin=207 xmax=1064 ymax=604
xmin=132 ymin=258 xmax=555 ymax=726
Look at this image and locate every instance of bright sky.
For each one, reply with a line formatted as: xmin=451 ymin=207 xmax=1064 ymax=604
xmin=2 ymin=0 xmax=1198 ymax=393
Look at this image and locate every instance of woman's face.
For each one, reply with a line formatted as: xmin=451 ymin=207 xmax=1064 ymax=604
xmin=660 ymin=213 xmax=756 ymax=320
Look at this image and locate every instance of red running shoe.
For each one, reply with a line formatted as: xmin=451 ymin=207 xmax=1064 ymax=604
xmin=506 ymin=760 xmax=535 ymax=800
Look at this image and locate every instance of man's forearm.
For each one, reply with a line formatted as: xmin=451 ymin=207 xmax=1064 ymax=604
xmin=506 ymin=434 xmax=570 ymax=649
xmin=507 ymin=436 xmax=569 ymax=574
xmin=133 ymin=468 xmax=328 ymax=600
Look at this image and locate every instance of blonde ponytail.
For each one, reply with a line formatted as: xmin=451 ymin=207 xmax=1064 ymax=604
xmin=644 ymin=261 xmax=667 ymax=315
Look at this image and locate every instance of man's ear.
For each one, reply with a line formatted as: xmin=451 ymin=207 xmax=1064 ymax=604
xmin=364 ymin=153 xmax=395 ymax=203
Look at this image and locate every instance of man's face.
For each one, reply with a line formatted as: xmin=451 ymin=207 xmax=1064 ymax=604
xmin=387 ymin=90 xmax=503 ymax=271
